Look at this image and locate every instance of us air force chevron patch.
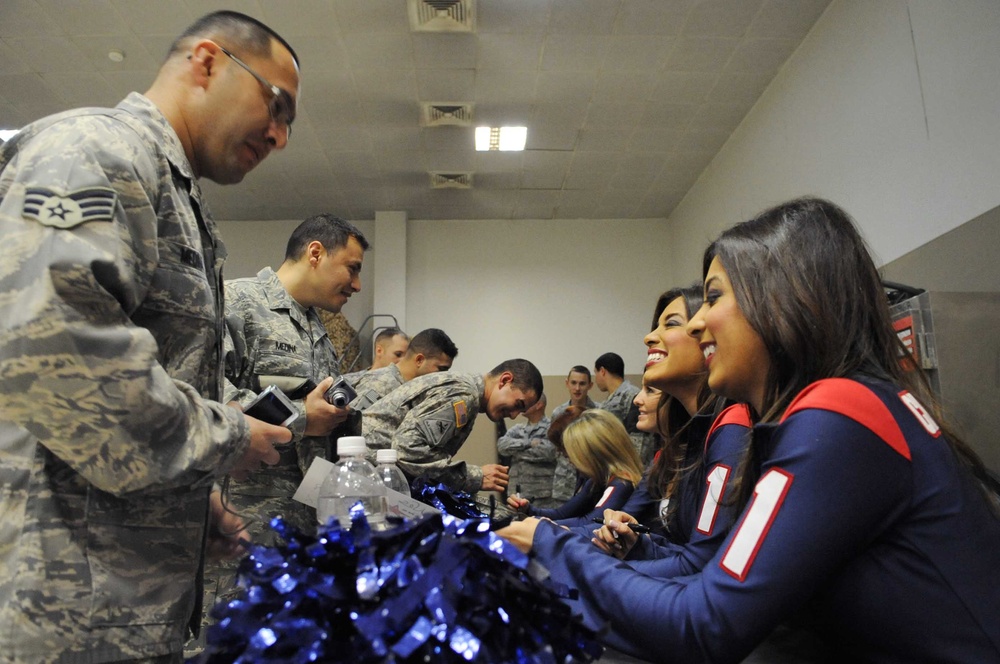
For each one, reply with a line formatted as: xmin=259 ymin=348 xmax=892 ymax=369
xmin=23 ymin=186 xmax=116 ymax=229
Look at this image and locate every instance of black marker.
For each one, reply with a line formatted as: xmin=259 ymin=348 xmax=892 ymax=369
xmin=591 ymin=517 xmax=651 ymax=534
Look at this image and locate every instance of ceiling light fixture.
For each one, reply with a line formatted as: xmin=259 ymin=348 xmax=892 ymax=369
xmin=475 ymin=126 xmax=527 ymax=151
xmin=108 ymin=49 xmax=125 ymax=63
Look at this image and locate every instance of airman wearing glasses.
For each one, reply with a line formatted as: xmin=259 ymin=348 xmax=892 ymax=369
xmin=0 ymin=10 xmax=299 ymax=663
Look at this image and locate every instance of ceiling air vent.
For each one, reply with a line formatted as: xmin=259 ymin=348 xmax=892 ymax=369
xmin=408 ymin=0 xmax=475 ymax=33
xmin=422 ymin=102 xmax=474 ymax=127
xmin=430 ymin=172 xmax=473 ymax=189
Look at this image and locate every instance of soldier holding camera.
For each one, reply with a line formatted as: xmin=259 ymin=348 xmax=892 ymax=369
xmin=203 ymin=214 xmax=368 ymax=620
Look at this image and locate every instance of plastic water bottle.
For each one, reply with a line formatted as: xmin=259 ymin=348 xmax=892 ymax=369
xmin=317 ymin=436 xmax=386 ymax=530
xmin=375 ymin=448 xmax=410 ymax=495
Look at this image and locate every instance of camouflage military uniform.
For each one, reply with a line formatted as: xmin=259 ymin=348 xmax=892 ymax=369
xmin=208 ymin=267 xmax=342 ymax=610
xmin=362 ymin=372 xmax=485 ymax=493
xmin=0 ymin=93 xmax=250 ymax=663
xmin=598 ymin=379 xmax=641 ymax=423
xmin=497 ymin=416 xmax=559 ymax=508
xmin=549 ymin=398 xmax=596 ymax=502
xmin=347 ymin=362 xmax=405 ymax=411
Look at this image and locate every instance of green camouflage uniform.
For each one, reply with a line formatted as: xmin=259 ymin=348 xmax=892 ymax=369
xmin=497 ymin=416 xmax=559 ymax=508
xmin=362 ymin=372 xmax=485 ymax=493
xmin=598 ymin=379 xmax=641 ymax=423
xmin=0 ymin=93 xmax=250 ymax=663
xmin=550 ymin=398 xmax=596 ymax=502
xmin=347 ymin=362 xmax=405 ymax=411
xmin=207 ymin=267 xmax=342 ymax=613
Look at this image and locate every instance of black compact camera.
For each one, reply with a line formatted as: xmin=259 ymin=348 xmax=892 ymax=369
xmin=324 ymin=375 xmax=357 ymax=407
xmin=244 ymin=385 xmax=298 ymax=427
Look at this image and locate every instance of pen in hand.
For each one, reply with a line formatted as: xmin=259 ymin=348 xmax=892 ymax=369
xmin=592 ymin=517 xmax=651 ymax=534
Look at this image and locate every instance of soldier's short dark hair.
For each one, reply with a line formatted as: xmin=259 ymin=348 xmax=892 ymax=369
xmin=168 ymin=10 xmax=299 ymax=68
xmin=595 ymin=352 xmax=625 ymax=378
xmin=284 ymin=213 xmax=369 ymax=262
xmin=409 ymin=328 xmax=458 ymax=360
xmin=375 ymin=327 xmax=408 ymax=344
xmin=567 ymin=365 xmax=591 ymax=380
xmin=489 ymin=358 xmax=543 ymax=398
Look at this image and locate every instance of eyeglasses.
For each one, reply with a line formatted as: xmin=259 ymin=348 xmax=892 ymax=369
xmin=218 ymin=45 xmax=295 ymax=138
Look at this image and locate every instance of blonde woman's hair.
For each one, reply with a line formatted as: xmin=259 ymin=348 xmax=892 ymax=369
xmin=562 ymin=409 xmax=644 ymax=486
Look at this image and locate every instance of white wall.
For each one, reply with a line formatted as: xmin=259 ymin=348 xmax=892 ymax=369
xmin=667 ymin=0 xmax=1000 ymax=278
xmin=404 ymin=218 xmax=671 ymax=376
xmin=217 ymin=216 xmax=671 ymax=377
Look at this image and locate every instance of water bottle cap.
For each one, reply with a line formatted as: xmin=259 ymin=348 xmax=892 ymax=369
xmin=337 ymin=435 xmax=367 ymax=456
xmin=375 ymin=448 xmax=398 ymax=463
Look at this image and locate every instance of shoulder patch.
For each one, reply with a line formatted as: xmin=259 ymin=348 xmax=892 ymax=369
xmin=453 ymin=400 xmax=468 ymax=428
xmin=23 ymin=186 xmax=116 ymax=228
xmin=706 ymin=404 xmax=752 ymax=452
xmin=781 ymin=378 xmax=911 ymax=460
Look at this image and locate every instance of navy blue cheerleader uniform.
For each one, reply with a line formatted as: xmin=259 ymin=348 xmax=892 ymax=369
xmin=530 ymin=377 xmax=1000 ymax=663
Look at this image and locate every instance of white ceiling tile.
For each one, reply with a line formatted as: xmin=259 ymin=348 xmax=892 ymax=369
xmin=257 ymin=0 xmax=341 ymax=37
xmin=478 ymin=34 xmax=544 ymax=71
xmin=478 ymin=0 xmax=552 ymax=34
xmin=0 ymin=39 xmax=31 ymax=75
xmin=332 ymin=0 xmax=409 ymax=34
xmin=540 ymin=34 xmax=609 ymax=72
xmin=627 ymin=129 xmax=683 ymax=152
xmin=725 ymin=38 xmax=800 ymax=74
xmin=41 ymin=72 xmax=117 ymax=108
xmin=6 ymin=36 xmax=94 ymax=74
xmin=748 ymin=0 xmax=831 ymax=38
xmin=413 ymin=33 xmax=477 ymax=70
xmin=639 ymin=102 xmax=696 ymax=129
xmin=474 ymin=70 xmax=538 ymax=104
xmin=707 ymin=71 xmax=772 ymax=103
xmin=114 ymin=0 xmax=196 ymax=36
xmin=416 ymin=68 xmax=475 ymax=101
xmin=604 ymin=36 xmax=674 ymax=70
xmin=0 ymin=1 xmax=826 ymax=222
xmin=527 ymin=123 xmax=579 ymax=151
xmin=421 ymin=126 xmax=474 ymax=152
xmin=650 ymin=71 xmax=719 ymax=104
xmin=548 ymin=0 xmax=620 ymax=35
xmin=577 ymin=129 xmax=632 ymax=152
xmin=683 ymin=0 xmax=763 ymax=38
xmin=664 ymin=36 xmax=738 ymax=71
xmin=534 ymin=71 xmax=596 ymax=104
xmin=36 ymin=0 xmax=130 ymax=35
xmin=69 ymin=34 xmax=160 ymax=72
xmin=586 ymin=102 xmax=646 ymax=128
xmin=614 ymin=0 xmax=695 ymax=37
xmin=361 ymin=101 xmax=417 ymax=126
xmin=352 ymin=68 xmax=418 ymax=103
xmin=593 ymin=70 xmax=656 ymax=102
xmin=342 ymin=33 xmax=414 ymax=70
xmin=0 ymin=1 xmax=63 ymax=38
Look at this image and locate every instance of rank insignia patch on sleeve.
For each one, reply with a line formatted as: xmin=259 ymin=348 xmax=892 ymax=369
xmin=453 ymin=400 xmax=468 ymax=428
xmin=23 ymin=186 xmax=117 ymax=229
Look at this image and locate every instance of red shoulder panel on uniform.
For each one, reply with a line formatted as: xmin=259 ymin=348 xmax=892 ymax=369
xmin=705 ymin=404 xmax=752 ymax=452
xmin=780 ymin=378 xmax=911 ymax=460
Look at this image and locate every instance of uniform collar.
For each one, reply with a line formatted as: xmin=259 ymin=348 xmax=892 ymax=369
xmin=116 ymin=93 xmax=196 ymax=182
xmin=255 ymin=267 xmax=313 ymax=329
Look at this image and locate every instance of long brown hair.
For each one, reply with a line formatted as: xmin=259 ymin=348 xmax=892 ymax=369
xmin=706 ymin=197 xmax=996 ymax=511
xmin=645 ymin=285 xmax=719 ymax=506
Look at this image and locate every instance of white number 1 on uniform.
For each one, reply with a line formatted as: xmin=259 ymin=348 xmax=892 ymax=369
xmin=720 ymin=469 xmax=793 ymax=581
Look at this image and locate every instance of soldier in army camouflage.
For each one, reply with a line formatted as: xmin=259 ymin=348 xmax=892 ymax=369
xmin=497 ymin=394 xmax=561 ymax=509
xmin=550 ymin=366 xmax=599 ymax=502
xmin=362 ymin=358 xmax=543 ymax=494
xmin=594 ymin=351 xmax=641 ymax=423
xmin=348 ymin=327 xmax=459 ymax=411
xmin=207 ymin=214 xmax=367 ymax=623
xmin=0 ymin=11 xmax=299 ymax=663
